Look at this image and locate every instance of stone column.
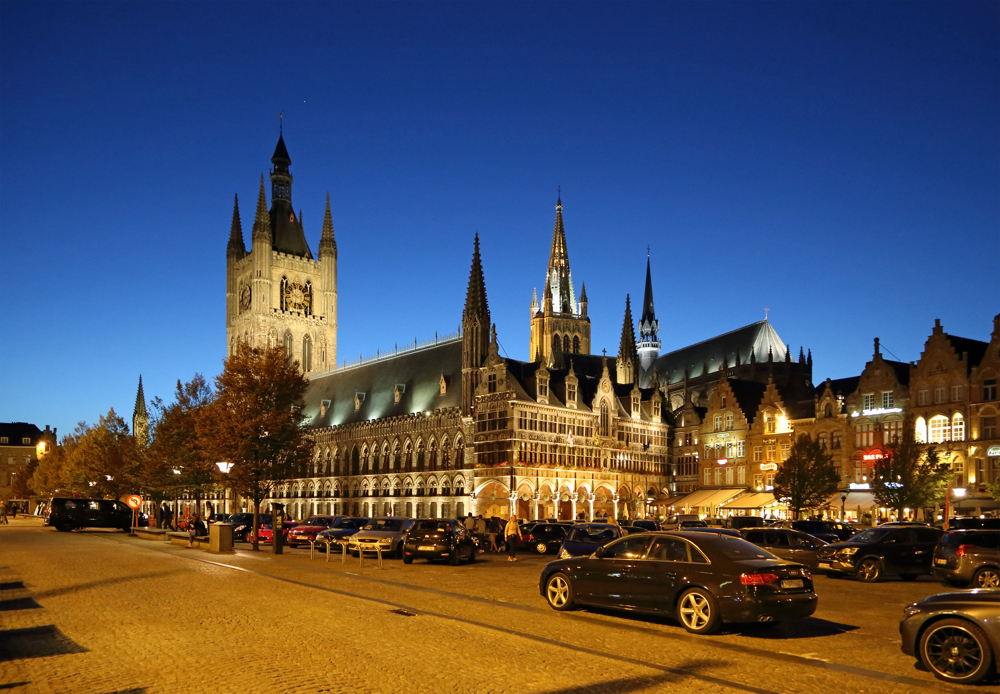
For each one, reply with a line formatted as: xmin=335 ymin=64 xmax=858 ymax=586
xmin=570 ymin=494 xmax=578 ymax=521
xmin=509 ymin=492 xmax=518 ymax=518
xmin=532 ymin=495 xmax=539 ymax=520
xmin=612 ymin=495 xmax=620 ymax=521
xmin=588 ymin=499 xmax=594 ymax=521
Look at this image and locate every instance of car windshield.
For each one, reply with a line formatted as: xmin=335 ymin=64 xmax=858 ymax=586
xmin=851 ymin=528 xmax=890 ymax=543
xmin=567 ymin=527 xmax=617 ymax=543
xmin=303 ymin=517 xmax=332 ymax=526
xmin=333 ymin=518 xmax=368 ymax=530
xmin=412 ymin=521 xmax=452 ymax=533
xmin=709 ymin=537 xmax=778 ymax=560
xmin=364 ymin=519 xmax=405 ymax=532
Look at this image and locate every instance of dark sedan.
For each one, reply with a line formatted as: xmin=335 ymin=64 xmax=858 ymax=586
xmin=557 ymin=523 xmax=623 ymax=558
xmin=816 ymin=525 xmax=942 ymax=582
xmin=287 ymin=515 xmax=341 ymax=548
xmin=742 ymin=528 xmax=827 ymax=570
xmin=901 ymin=589 xmax=1000 ymax=684
xmin=539 ymin=531 xmax=817 ymax=634
xmin=316 ymin=517 xmax=371 ymax=550
xmin=521 ymin=523 xmax=571 ymax=554
xmin=403 ymin=519 xmax=477 ymax=565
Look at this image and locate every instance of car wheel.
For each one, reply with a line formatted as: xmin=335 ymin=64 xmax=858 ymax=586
xmin=899 ymin=573 xmax=918 ymax=582
xmin=402 ymin=555 xmax=413 ymax=565
xmin=676 ymin=588 xmax=721 ymax=635
xmin=972 ymin=567 xmax=1000 ymax=589
xmin=395 ymin=544 xmax=405 ymax=560
xmin=56 ymin=521 xmax=73 ymax=532
xmin=535 ymin=542 xmax=548 ymax=554
xmin=467 ymin=546 xmax=476 ymax=563
xmin=856 ymin=558 xmax=882 ymax=583
xmin=544 ymin=572 xmax=575 ymax=611
xmin=920 ymin=617 xmax=995 ymax=684
xmin=449 ymin=552 xmax=460 ymax=566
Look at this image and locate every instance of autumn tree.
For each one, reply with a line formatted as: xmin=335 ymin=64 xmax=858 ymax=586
xmin=196 ymin=344 xmax=312 ymax=550
xmin=144 ymin=375 xmax=214 ymax=522
xmin=871 ymin=421 xmax=949 ymax=519
xmin=772 ymin=434 xmax=841 ymax=520
xmin=69 ymin=409 xmax=142 ymax=500
xmin=30 ymin=424 xmax=86 ymax=499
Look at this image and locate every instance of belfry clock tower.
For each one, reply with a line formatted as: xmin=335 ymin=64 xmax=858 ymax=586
xmin=225 ymin=134 xmax=338 ymax=374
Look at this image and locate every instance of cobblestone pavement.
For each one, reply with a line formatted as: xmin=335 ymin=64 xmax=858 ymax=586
xmin=1 ymin=520 xmax=996 ymax=694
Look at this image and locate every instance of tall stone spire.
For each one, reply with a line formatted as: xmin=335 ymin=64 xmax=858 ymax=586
xmin=617 ymin=295 xmax=638 ymax=384
xmin=227 ymin=194 xmax=246 ymax=258
xmin=132 ymin=375 xmax=149 ymax=447
xmin=462 ymin=234 xmax=491 ymax=416
xmin=252 ymin=175 xmax=271 ymax=242
xmin=546 ymin=196 xmax=575 ymax=314
xmin=319 ymin=193 xmax=337 ymax=258
xmin=637 ymin=255 xmax=660 ymax=373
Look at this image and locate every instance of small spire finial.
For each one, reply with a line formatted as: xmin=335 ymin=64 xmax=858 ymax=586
xmin=764 ymin=307 xmax=769 ymax=320
xmin=279 ymin=111 xmax=283 ymax=135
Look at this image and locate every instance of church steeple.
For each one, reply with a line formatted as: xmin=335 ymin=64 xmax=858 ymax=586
xmin=270 ymin=134 xmax=292 ymax=201
xmin=319 ymin=193 xmax=337 ymax=258
xmin=227 ymin=194 xmax=246 ymax=259
xmin=462 ymin=234 xmax=491 ymax=416
xmin=617 ymin=294 xmax=638 ymax=384
xmin=546 ymin=196 xmax=576 ymax=314
xmin=252 ymin=176 xmax=270 ymax=242
xmin=637 ymin=254 xmax=661 ymax=373
xmin=132 ymin=375 xmax=149 ymax=447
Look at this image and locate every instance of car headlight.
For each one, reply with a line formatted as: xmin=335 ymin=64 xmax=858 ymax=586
xmin=903 ymin=603 xmax=921 ymax=617
xmin=379 ymin=538 xmax=392 ymax=545
xmin=559 ymin=548 xmax=571 ymax=559
xmin=838 ymin=547 xmax=857 ymax=556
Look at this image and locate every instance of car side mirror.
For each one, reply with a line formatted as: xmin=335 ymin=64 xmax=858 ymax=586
xmin=594 ymin=546 xmax=606 ymax=559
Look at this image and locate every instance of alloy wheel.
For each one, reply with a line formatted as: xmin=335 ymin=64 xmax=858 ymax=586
xmin=678 ymin=592 xmax=711 ymax=630
xmin=546 ymin=576 xmax=569 ymax=608
xmin=857 ymin=559 xmax=880 ymax=582
xmin=922 ymin=623 xmax=986 ymax=682
xmin=974 ymin=568 xmax=1000 ymax=589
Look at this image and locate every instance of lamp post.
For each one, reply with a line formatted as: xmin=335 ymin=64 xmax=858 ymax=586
xmin=216 ymin=462 xmax=233 ymax=515
xmin=841 ymin=494 xmax=847 ymax=521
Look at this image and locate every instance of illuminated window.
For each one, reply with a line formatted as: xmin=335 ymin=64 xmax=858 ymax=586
xmin=765 ymin=414 xmax=776 ymax=434
xmin=914 ymin=416 xmax=927 ymax=443
xmin=863 ymin=393 xmax=875 ymax=410
xmin=881 ymin=391 xmax=893 ymax=409
xmin=753 ymin=446 xmax=762 ymax=462
xmin=704 ymin=468 xmax=711 ymax=485
xmin=737 ymin=466 xmax=746 ymax=485
xmin=302 ymin=335 xmax=312 ymax=372
xmin=832 ymin=432 xmax=842 ymax=449
xmin=952 ymin=413 xmax=965 ymax=442
xmin=705 ymin=444 xmax=712 ymax=458
xmin=766 ymin=444 xmax=776 ymax=462
xmin=818 ymin=433 xmax=829 ymax=449
xmin=714 ymin=415 xmax=722 ymax=432
xmin=736 ymin=440 xmax=745 ymax=457
xmin=725 ymin=413 xmax=733 ymax=430
xmin=780 ymin=443 xmax=790 ymax=460
xmin=726 ymin=441 xmax=734 ymax=458
xmin=929 ymin=415 xmax=950 ymax=443
xmin=883 ymin=420 xmax=902 ymax=444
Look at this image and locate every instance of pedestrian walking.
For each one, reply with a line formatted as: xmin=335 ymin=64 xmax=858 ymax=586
xmin=464 ymin=513 xmax=476 ymax=532
xmin=505 ymin=515 xmax=522 ymax=561
xmin=0 ymin=501 xmax=8 ymax=525
xmin=10 ymin=503 xmax=17 ymax=519
xmin=475 ymin=515 xmax=487 ymax=551
xmin=488 ymin=516 xmax=501 ymax=552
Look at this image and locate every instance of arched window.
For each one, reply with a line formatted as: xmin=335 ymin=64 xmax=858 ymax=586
xmin=302 ymin=335 xmax=312 ymax=372
xmin=563 ymin=335 xmax=570 ymax=353
xmin=952 ymin=413 xmax=965 ymax=442
xmin=929 ymin=415 xmax=950 ymax=444
xmin=404 ymin=440 xmax=413 ymax=471
xmin=599 ymin=400 xmax=611 ymax=437
xmin=392 ymin=442 xmax=400 ymax=471
xmin=914 ymin=417 xmax=927 ymax=443
xmin=428 ymin=439 xmax=438 ymax=471
xmin=824 ymin=403 xmax=832 ymax=418
xmin=551 ymin=334 xmax=560 ymax=356
xmin=572 ymin=335 xmax=580 ymax=353
xmin=416 ymin=440 xmax=426 ymax=471
xmin=441 ymin=437 xmax=451 ymax=469
xmin=351 ymin=446 xmax=360 ymax=476
xmin=283 ymin=331 xmax=293 ymax=362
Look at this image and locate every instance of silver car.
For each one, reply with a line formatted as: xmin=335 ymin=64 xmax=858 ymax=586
xmin=348 ymin=517 xmax=414 ymax=558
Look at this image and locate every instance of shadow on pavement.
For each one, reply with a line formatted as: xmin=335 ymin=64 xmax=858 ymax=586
xmin=0 ymin=683 xmax=32 ymax=690
xmin=95 ymin=689 xmax=147 ymax=694
xmin=736 ymin=617 xmax=859 ymax=639
xmin=535 ymin=661 xmax=736 ymax=694
xmin=0 ymin=597 xmax=42 ymax=611
xmin=0 ymin=581 xmax=26 ymax=590
xmin=32 ymin=570 xmax=185 ymax=600
xmin=0 ymin=625 xmax=88 ymax=661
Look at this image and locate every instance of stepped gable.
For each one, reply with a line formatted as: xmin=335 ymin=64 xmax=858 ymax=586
xmin=726 ymin=380 xmax=767 ymax=425
xmin=650 ymin=320 xmax=787 ymax=385
xmin=945 ymin=333 xmax=989 ymax=371
xmin=302 ymin=340 xmax=462 ymax=428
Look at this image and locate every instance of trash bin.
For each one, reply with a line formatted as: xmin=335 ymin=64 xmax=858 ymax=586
xmin=209 ymin=523 xmax=234 ymax=553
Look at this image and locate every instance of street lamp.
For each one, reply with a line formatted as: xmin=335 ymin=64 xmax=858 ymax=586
xmin=216 ymin=462 xmax=233 ymax=515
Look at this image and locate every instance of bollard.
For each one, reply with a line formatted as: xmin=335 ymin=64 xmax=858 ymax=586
xmin=325 ymin=540 xmax=332 ymax=562
xmin=375 ymin=544 xmax=383 ymax=569
xmin=341 ymin=541 xmax=348 ymax=564
xmin=310 ymin=540 xmax=316 ymax=560
xmin=358 ymin=546 xmax=365 ymax=568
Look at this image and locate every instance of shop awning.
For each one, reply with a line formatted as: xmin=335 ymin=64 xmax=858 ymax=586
xmin=671 ymin=489 xmax=718 ymax=509
xmin=702 ymin=488 xmax=745 ymax=507
xmin=658 ymin=495 xmax=690 ymax=508
xmin=831 ymin=492 xmax=876 ymax=510
xmin=722 ymin=492 xmax=781 ymax=510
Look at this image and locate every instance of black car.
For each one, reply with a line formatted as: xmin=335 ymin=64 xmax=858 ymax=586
xmin=539 ymin=531 xmax=817 ymax=634
xmin=229 ymin=512 xmax=272 ymax=542
xmin=558 ymin=523 xmax=624 ymax=558
xmin=816 ymin=525 xmax=943 ymax=582
xmin=900 ymin=590 xmax=1000 ymax=684
xmin=948 ymin=517 xmax=1000 ymax=531
xmin=742 ymin=528 xmax=827 ymax=570
xmin=773 ymin=520 xmax=840 ymax=544
xmin=624 ymin=520 xmax=660 ymax=532
xmin=403 ymin=519 xmax=477 ymax=565
xmin=932 ymin=530 xmax=1000 ymax=588
xmin=523 ymin=523 xmax=571 ymax=554
xmin=316 ymin=517 xmax=371 ymax=549
xmin=45 ymin=497 xmax=134 ymax=532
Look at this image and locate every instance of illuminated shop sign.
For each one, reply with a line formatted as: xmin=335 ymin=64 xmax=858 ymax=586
xmin=760 ymin=463 xmax=778 ymax=471
xmin=717 ymin=458 xmax=728 ymax=465
xmin=849 ymin=482 xmax=871 ymax=490
xmin=989 ymin=445 xmax=1000 ymax=457
xmin=862 ymin=452 xmax=884 ymax=462
xmin=851 ymin=408 xmax=903 ymax=418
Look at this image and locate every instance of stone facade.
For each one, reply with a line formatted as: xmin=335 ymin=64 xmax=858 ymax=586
xmin=0 ymin=422 xmax=57 ymax=510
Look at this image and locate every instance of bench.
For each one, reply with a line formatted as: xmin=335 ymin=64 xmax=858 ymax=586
xmin=167 ymin=531 xmax=211 ymax=549
xmin=133 ymin=527 xmax=171 ymax=542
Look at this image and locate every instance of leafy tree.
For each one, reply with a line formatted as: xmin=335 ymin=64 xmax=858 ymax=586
xmin=987 ymin=479 xmax=1000 ymax=503
xmin=871 ymin=422 xmax=950 ymax=519
xmin=772 ymin=434 xmax=840 ymax=520
xmin=30 ymin=424 xmax=87 ymax=498
xmin=197 ymin=344 xmax=312 ymax=550
xmin=70 ymin=408 xmax=142 ymax=500
xmin=144 ymin=375 xmax=214 ymax=523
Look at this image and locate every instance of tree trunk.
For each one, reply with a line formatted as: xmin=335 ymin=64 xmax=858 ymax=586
xmin=251 ymin=496 xmax=260 ymax=552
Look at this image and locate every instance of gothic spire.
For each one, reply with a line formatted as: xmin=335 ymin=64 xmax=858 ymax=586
xmin=618 ymin=294 xmax=638 ymax=364
xmin=580 ymin=281 xmax=588 ymax=303
xmin=319 ymin=192 xmax=337 ymax=257
xmin=134 ymin=375 xmax=147 ymax=418
xmin=227 ymin=194 xmax=246 ymax=258
xmin=252 ymin=175 xmax=271 ymax=241
xmin=639 ymin=256 xmax=656 ymax=333
xmin=132 ymin=375 xmax=149 ymax=446
xmin=545 ymin=196 xmax=574 ymax=314
xmin=463 ymin=233 xmax=489 ymax=323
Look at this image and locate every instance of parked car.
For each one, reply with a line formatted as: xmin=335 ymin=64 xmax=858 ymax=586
xmin=287 ymin=516 xmax=341 ymax=548
xmin=348 ymin=517 xmax=414 ymax=558
xmin=729 ymin=516 xmax=766 ymax=530
xmin=252 ymin=520 xmax=298 ymax=544
xmin=229 ymin=513 xmax=269 ymax=542
xmin=317 ymin=516 xmax=371 ymax=550
xmin=948 ymin=517 xmax=1000 ymax=531
xmin=558 ymin=523 xmax=624 ymax=558
xmin=820 ymin=521 xmax=859 ymax=542
xmin=816 ymin=525 xmax=943 ymax=582
xmin=625 ymin=520 xmax=660 ymax=532
xmin=741 ymin=528 xmax=827 ymax=570
xmin=521 ymin=523 xmax=571 ymax=554
xmin=680 ymin=527 xmax=743 ymax=538
xmin=539 ymin=531 xmax=817 ymax=634
xmin=679 ymin=519 xmax=708 ymax=529
xmin=773 ymin=520 xmax=840 ymax=544
xmin=900 ymin=589 xmax=1000 ymax=684
xmin=932 ymin=530 xmax=1000 ymax=588
xmin=661 ymin=514 xmax=700 ymax=530
xmin=403 ymin=519 xmax=477 ymax=565
xmin=45 ymin=497 xmax=134 ymax=532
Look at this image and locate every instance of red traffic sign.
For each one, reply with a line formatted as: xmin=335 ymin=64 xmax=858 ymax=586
xmin=126 ymin=495 xmax=143 ymax=509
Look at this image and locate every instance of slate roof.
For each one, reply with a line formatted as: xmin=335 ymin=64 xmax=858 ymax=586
xmin=0 ymin=422 xmax=44 ymax=445
xmin=818 ymin=376 xmax=861 ymax=399
xmin=644 ymin=320 xmax=788 ymax=387
xmin=301 ymin=340 xmax=462 ymax=428
xmin=883 ymin=359 xmax=911 ymax=386
xmin=727 ymin=380 xmax=767 ymax=424
xmin=946 ymin=334 xmax=989 ymax=369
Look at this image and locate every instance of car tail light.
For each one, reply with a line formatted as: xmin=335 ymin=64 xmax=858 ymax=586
xmin=956 ymin=544 xmax=976 ymax=557
xmin=527 ymin=534 xmax=535 ymax=542
xmin=740 ymin=573 xmax=779 ymax=586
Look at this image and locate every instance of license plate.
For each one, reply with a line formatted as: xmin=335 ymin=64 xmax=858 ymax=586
xmin=818 ymin=562 xmax=831 ymax=569
xmin=935 ymin=558 xmax=947 ymax=565
xmin=418 ymin=545 xmax=434 ymax=551
xmin=781 ymin=579 xmax=804 ymax=589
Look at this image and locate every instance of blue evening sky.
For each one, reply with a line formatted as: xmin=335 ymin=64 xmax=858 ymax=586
xmin=1 ymin=1 xmax=997 ymax=440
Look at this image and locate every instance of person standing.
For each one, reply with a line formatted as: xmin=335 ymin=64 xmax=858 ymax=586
xmin=475 ymin=515 xmax=487 ymax=551
xmin=488 ymin=516 xmax=501 ymax=552
xmin=464 ymin=513 xmax=476 ymax=532
xmin=505 ymin=515 xmax=522 ymax=561
xmin=0 ymin=501 xmax=8 ymax=525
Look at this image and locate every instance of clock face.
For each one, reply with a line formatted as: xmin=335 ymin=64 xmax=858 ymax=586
xmin=284 ymin=282 xmax=310 ymax=313
xmin=239 ymin=284 xmax=251 ymax=312
xmin=601 ymin=381 xmax=611 ymax=393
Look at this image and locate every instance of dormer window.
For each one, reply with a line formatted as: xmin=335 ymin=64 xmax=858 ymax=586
xmin=567 ymin=382 xmax=577 ymax=405
xmin=440 ymin=375 xmax=447 ymax=395
xmin=652 ymin=398 xmax=661 ymax=418
xmin=320 ymin=399 xmax=330 ymax=417
xmin=355 ymin=392 xmax=366 ymax=411
xmin=631 ymin=394 xmax=640 ymax=418
xmin=488 ymin=373 xmax=497 ymax=393
xmin=537 ymin=379 xmax=548 ymax=399
xmin=394 ymin=384 xmax=405 ymax=403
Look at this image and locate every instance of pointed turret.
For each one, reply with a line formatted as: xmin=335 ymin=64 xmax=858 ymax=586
xmin=530 ymin=287 xmax=539 ymax=315
xmin=579 ymin=281 xmax=588 ymax=318
xmin=132 ymin=375 xmax=149 ymax=446
xmin=319 ymin=193 xmax=337 ymax=258
xmin=252 ymin=176 xmax=271 ymax=241
xmin=546 ymin=196 xmax=575 ymax=314
xmin=617 ymin=294 xmax=638 ymax=384
xmin=227 ymin=194 xmax=246 ymax=258
xmin=637 ymin=255 xmax=661 ymax=374
xmin=462 ymin=234 xmax=491 ymax=416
